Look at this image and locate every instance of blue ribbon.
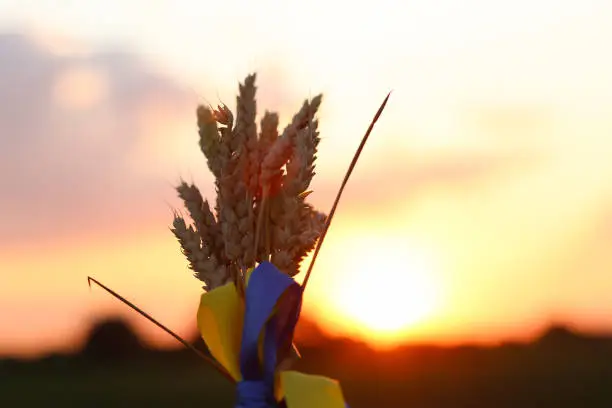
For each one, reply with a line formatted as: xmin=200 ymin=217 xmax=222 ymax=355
xmin=236 ymin=262 xmax=303 ymax=408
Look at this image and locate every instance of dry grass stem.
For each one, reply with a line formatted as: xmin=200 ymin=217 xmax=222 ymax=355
xmin=86 ymin=276 xmax=233 ymax=382
xmin=301 ymin=92 xmax=391 ymax=290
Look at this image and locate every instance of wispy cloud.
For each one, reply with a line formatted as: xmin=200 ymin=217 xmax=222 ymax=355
xmin=0 ymin=33 xmax=198 ymax=245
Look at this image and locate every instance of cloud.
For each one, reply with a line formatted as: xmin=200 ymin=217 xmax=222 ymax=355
xmin=0 ymin=33 xmax=196 ymax=246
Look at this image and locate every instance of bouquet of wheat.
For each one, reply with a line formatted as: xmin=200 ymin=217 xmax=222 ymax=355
xmin=89 ymin=74 xmax=389 ymax=408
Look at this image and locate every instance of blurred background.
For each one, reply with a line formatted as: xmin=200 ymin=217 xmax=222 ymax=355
xmin=1 ymin=0 xmax=612 ymax=406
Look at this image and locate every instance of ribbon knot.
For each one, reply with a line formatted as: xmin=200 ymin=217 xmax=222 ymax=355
xmin=197 ymin=261 xmax=348 ymax=408
xmin=237 ymin=262 xmax=302 ymax=408
xmin=236 ymin=380 xmax=275 ymax=408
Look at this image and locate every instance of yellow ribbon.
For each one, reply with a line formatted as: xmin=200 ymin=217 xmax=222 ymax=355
xmin=197 ymin=276 xmax=347 ymax=408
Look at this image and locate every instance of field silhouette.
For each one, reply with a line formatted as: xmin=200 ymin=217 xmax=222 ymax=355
xmin=2 ymin=317 xmax=612 ymax=407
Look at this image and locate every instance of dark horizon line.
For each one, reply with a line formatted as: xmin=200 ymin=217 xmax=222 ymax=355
xmin=4 ymin=316 xmax=612 ymax=362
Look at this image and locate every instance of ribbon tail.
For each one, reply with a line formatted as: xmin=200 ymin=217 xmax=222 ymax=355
xmin=279 ymin=371 xmax=348 ymax=408
xmin=197 ymin=282 xmax=244 ymax=381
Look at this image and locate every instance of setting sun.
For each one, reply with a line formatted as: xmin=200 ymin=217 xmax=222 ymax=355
xmin=326 ymin=236 xmax=441 ymax=344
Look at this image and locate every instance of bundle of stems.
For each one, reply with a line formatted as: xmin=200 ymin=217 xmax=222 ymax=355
xmin=88 ymin=73 xmax=390 ymax=381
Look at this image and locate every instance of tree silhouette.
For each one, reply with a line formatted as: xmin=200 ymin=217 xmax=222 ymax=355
xmin=536 ymin=324 xmax=584 ymax=349
xmin=81 ymin=317 xmax=146 ymax=361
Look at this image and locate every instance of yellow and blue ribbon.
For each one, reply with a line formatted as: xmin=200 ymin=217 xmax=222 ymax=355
xmin=197 ymin=261 xmax=348 ymax=408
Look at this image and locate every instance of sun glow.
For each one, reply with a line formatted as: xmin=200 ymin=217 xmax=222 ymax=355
xmin=328 ymin=236 xmax=441 ymax=342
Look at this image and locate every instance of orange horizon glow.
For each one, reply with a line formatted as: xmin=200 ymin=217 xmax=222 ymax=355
xmin=1 ymin=220 xmax=609 ymax=358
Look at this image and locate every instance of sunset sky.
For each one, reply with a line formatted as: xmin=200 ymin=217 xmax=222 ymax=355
xmin=2 ymin=0 xmax=612 ymax=357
